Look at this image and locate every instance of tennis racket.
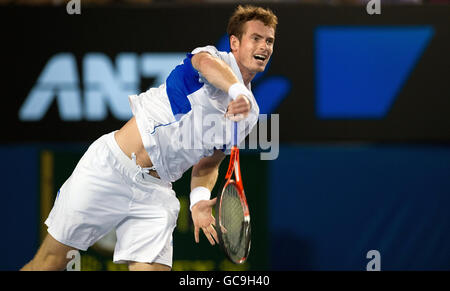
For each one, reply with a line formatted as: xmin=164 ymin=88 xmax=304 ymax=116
xmin=215 ymin=121 xmax=251 ymax=264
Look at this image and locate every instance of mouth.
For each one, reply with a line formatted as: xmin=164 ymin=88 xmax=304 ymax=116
xmin=253 ymin=54 xmax=268 ymax=62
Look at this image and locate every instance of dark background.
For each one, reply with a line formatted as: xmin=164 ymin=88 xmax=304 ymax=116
xmin=1 ymin=2 xmax=449 ymax=270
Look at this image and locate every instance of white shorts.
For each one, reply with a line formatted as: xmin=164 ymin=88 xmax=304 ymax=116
xmin=45 ymin=131 xmax=180 ymax=267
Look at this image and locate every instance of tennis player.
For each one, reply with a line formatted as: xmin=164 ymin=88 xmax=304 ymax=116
xmin=21 ymin=5 xmax=277 ymax=271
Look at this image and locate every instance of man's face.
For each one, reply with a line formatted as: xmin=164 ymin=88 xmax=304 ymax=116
xmin=231 ymin=20 xmax=275 ymax=77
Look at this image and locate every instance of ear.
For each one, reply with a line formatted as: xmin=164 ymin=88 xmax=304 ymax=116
xmin=230 ymin=35 xmax=240 ymax=52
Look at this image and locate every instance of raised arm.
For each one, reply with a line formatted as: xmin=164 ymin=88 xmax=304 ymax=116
xmin=191 ymin=52 xmax=252 ymax=121
xmin=191 ymin=52 xmax=239 ymax=93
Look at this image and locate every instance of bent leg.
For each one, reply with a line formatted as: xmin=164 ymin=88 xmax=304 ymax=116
xmin=21 ymin=233 xmax=77 ymax=271
xmin=128 ymin=261 xmax=171 ymax=271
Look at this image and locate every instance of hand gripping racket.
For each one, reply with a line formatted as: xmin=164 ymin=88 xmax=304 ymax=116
xmin=215 ymin=121 xmax=251 ymax=264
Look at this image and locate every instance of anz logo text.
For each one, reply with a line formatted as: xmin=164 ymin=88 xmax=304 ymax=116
xmin=19 ymin=53 xmax=185 ymax=121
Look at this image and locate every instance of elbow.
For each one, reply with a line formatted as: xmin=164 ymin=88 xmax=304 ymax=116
xmin=192 ymin=150 xmax=225 ymax=176
xmin=191 ymin=52 xmax=214 ymax=73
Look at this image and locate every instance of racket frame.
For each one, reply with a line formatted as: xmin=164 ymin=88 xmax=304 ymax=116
xmin=215 ymin=139 xmax=251 ymax=264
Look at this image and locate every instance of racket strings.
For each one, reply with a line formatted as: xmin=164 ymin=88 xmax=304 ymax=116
xmin=220 ymin=183 xmax=247 ymax=260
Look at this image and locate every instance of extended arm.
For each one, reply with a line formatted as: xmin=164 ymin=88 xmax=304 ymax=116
xmin=191 ymin=52 xmax=239 ymax=93
xmin=191 ymin=52 xmax=252 ymax=120
xmin=190 ymin=149 xmax=226 ymax=245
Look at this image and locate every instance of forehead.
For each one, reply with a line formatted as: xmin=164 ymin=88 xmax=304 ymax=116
xmin=242 ymin=20 xmax=275 ymax=38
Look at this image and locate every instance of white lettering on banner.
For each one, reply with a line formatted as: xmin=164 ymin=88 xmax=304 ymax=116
xmin=19 ymin=53 xmax=186 ymax=121
xmin=83 ymin=53 xmax=138 ymax=121
xmin=19 ymin=53 xmax=82 ymax=121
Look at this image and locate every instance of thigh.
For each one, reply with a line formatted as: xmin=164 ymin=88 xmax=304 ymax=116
xmin=113 ymin=205 xmax=177 ymax=267
xmin=113 ymin=184 xmax=179 ymax=267
xmin=45 ymin=136 xmax=133 ymax=250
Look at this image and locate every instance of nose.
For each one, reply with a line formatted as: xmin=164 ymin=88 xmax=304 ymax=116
xmin=260 ymin=40 xmax=271 ymax=53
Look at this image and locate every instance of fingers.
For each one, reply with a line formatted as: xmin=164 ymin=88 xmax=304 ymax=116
xmin=228 ymin=103 xmax=250 ymax=114
xmin=192 ymin=198 xmax=219 ymax=245
xmin=208 ymin=214 xmax=219 ymax=242
xmin=201 ymin=224 xmax=219 ymax=246
xmin=227 ymin=103 xmax=250 ymax=115
xmin=220 ymin=225 xmax=228 ymax=234
xmin=208 ymin=197 xmax=217 ymax=206
xmin=202 ymin=227 xmax=215 ymax=245
xmin=226 ymin=95 xmax=251 ymax=118
xmin=226 ymin=113 xmax=246 ymax=122
xmin=210 ymin=225 xmax=219 ymax=244
xmin=194 ymin=226 xmax=200 ymax=243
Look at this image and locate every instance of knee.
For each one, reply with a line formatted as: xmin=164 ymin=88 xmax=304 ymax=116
xmin=22 ymin=234 xmax=78 ymax=271
xmin=42 ymin=254 xmax=70 ymax=271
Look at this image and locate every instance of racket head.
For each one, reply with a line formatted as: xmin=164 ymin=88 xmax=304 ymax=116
xmin=215 ymin=179 xmax=251 ymax=264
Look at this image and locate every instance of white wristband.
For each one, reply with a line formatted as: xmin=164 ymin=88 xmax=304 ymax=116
xmin=189 ymin=186 xmax=211 ymax=211
xmin=228 ymin=82 xmax=250 ymax=100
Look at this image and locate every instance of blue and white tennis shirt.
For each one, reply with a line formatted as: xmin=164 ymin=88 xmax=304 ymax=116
xmin=129 ymin=45 xmax=260 ymax=183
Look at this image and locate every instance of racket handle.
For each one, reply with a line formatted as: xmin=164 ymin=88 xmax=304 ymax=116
xmin=233 ymin=121 xmax=238 ymax=146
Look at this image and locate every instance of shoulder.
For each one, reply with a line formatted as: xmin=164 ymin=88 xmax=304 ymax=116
xmin=191 ymin=45 xmax=222 ymax=58
xmin=190 ymin=45 xmax=230 ymax=63
xmin=190 ymin=45 xmax=233 ymax=71
xmin=190 ymin=46 xmax=223 ymax=72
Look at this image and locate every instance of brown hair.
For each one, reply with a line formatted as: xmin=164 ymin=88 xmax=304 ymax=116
xmin=227 ymin=5 xmax=278 ymax=41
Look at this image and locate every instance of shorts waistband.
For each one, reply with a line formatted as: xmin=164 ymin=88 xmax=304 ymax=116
xmin=104 ymin=131 xmax=171 ymax=188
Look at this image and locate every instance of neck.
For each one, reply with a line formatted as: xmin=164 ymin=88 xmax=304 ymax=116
xmin=240 ymin=68 xmax=255 ymax=87
xmin=232 ymin=52 xmax=255 ymax=86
